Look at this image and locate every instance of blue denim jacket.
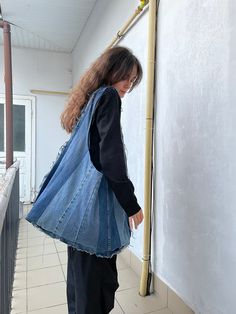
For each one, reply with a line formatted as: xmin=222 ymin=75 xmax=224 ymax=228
xmin=26 ymin=86 xmax=131 ymax=258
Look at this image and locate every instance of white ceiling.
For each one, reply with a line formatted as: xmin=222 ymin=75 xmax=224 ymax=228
xmin=0 ymin=0 xmax=97 ymax=53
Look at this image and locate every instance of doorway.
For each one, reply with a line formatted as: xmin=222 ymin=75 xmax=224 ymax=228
xmin=0 ymin=95 xmax=36 ymax=203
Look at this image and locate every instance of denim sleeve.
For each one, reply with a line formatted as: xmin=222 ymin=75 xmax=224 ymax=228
xmin=96 ymin=87 xmax=141 ymax=217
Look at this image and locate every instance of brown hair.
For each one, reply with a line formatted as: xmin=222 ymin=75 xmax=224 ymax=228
xmin=61 ymin=46 xmax=142 ymax=133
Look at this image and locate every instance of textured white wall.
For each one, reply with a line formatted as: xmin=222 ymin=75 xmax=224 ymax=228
xmin=117 ymin=13 xmax=148 ymax=258
xmin=155 ymin=0 xmax=236 ymax=313
xmin=0 ymin=46 xmax=72 ymax=190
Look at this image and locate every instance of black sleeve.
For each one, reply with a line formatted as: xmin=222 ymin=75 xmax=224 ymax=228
xmin=96 ymin=87 xmax=141 ymax=217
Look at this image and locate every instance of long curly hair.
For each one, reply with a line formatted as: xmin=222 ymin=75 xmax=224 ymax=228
xmin=61 ymin=46 xmax=143 ymax=133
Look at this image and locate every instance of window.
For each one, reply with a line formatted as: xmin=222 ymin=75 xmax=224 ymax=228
xmin=0 ymin=104 xmax=26 ymax=152
xmin=13 ymin=105 xmax=25 ymax=152
xmin=0 ymin=104 xmax=4 ymax=152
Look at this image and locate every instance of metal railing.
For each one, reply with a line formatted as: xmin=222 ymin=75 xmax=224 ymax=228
xmin=0 ymin=162 xmax=20 ymax=314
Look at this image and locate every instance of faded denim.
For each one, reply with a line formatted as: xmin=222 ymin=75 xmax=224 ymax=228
xmin=26 ymin=86 xmax=131 ymax=258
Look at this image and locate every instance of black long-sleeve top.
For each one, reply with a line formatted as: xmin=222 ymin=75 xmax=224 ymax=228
xmin=89 ymin=87 xmax=141 ymax=217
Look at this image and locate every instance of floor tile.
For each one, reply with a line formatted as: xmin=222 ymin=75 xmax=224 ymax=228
xmin=58 ymin=251 xmax=67 ymax=264
xmin=118 ymin=268 xmax=139 ymax=291
xmin=62 ymin=264 xmax=67 ymax=280
xmin=27 ymin=244 xmax=57 ymax=258
xmin=18 ymin=225 xmax=28 ymax=233
xmin=16 ymin=248 xmax=27 ymax=259
xmin=117 ymin=255 xmax=130 ymax=271
xmin=168 ymin=289 xmax=194 ymax=314
xmin=19 ymin=219 xmax=29 ymax=226
xmin=13 ymin=271 xmax=27 ymax=290
xmin=18 ymin=232 xmax=28 ymax=240
xmin=17 ymin=239 xmax=28 ymax=249
xmin=27 ymin=228 xmax=45 ymax=238
xmin=28 ymin=236 xmax=54 ymax=247
xmin=27 ymin=282 xmax=67 ymax=311
xmin=116 ymin=287 xmax=165 ymax=314
xmin=111 ymin=300 xmax=124 ymax=314
xmin=27 ymin=223 xmax=38 ymax=231
xmin=120 ymin=248 xmax=131 ymax=265
xmin=28 ymin=304 xmax=68 ymax=314
xmin=15 ymin=258 xmax=27 ymax=273
xmin=54 ymin=240 xmax=67 ymax=252
xmin=11 ymin=289 xmax=27 ymax=314
xmin=149 ymin=309 xmax=173 ymax=314
xmin=19 ymin=218 xmax=29 ymax=225
xmin=28 ymin=253 xmax=60 ymax=271
xmin=27 ymin=266 xmax=65 ymax=288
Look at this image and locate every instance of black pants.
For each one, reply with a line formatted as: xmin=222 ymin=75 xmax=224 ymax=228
xmin=67 ymin=247 xmax=119 ymax=314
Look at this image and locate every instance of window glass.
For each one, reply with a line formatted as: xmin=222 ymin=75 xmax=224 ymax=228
xmin=13 ymin=105 xmax=25 ymax=152
xmin=0 ymin=104 xmax=26 ymax=152
xmin=0 ymin=103 xmax=4 ymax=152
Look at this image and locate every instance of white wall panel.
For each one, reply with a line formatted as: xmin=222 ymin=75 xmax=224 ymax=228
xmin=155 ymin=1 xmax=236 ymax=313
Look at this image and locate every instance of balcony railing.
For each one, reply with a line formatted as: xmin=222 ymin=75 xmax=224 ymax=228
xmin=0 ymin=162 xmax=20 ymax=314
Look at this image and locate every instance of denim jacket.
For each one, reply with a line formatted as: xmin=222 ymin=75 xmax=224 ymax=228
xmin=26 ymin=86 xmax=131 ymax=258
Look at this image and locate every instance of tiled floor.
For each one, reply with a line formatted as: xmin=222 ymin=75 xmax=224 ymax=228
xmin=11 ymin=206 xmax=172 ymax=314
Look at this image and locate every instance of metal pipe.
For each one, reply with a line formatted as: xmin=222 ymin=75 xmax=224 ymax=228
xmin=3 ymin=21 xmax=13 ymax=169
xmin=107 ymin=0 xmax=149 ymax=49
xmin=30 ymin=89 xmax=69 ymax=96
xmin=139 ymin=0 xmax=158 ymax=297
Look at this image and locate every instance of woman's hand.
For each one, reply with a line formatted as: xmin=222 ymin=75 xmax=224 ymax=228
xmin=129 ymin=209 xmax=144 ymax=230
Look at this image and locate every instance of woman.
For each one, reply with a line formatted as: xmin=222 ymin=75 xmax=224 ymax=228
xmin=62 ymin=46 xmax=144 ymax=313
xmin=27 ymin=46 xmax=143 ymax=314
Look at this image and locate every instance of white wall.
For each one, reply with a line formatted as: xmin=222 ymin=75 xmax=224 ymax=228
xmin=72 ymin=0 xmax=236 ymax=313
xmin=72 ymin=0 xmax=140 ymax=83
xmin=118 ymin=14 xmax=148 ymax=259
xmin=155 ymin=0 xmax=236 ymax=313
xmin=0 ymin=46 xmax=72 ymax=191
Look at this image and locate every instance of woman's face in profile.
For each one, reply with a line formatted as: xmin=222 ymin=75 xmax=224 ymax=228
xmin=112 ymin=66 xmax=137 ymax=98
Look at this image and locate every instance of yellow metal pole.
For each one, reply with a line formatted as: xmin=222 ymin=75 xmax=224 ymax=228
xmin=107 ymin=0 xmax=149 ymax=49
xmin=30 ymin=89 xmax=69 ymax=96
xmin=139 ymin=0 xmax=157 ymax=297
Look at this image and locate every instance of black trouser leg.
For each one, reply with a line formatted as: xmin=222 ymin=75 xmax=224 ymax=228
xmin=67 ymin=247 xmax=76 ymax=313
xmin=66 ymin=247 xmax=119 ymax=314
xmin=101 ymin=255 xmax=118 ymax=313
